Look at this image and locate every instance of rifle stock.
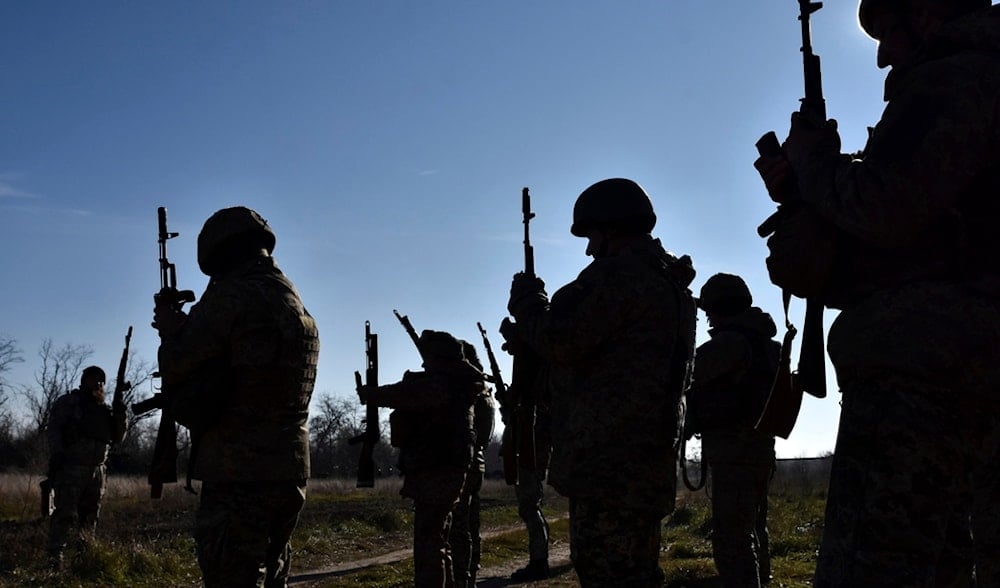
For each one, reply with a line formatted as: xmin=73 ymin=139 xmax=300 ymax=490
xmin=755 ymin=321 xmax=804 ymax=439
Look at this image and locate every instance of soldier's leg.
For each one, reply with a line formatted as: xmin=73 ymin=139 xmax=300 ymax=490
xmin=971 ymin=418 xmax=1000 ymax=587
xmin=515 ymin=466 xmax=549 ymax=562
xmin=814 ymin=378 xmax=970 ymax=588
xmin=754 ymin=465 xmax=774 ymax=586
xmin=568 ymin=496 xmax=664 ymax=588
xmin=449 ymin=477 xmax=474 ymax=588
xmin=77 ymin=465 xmax=106 ymax=541
xmin=195 ymin=481 xmax=275 ymax=588
xmin=467 ymin=471 xmax=484 ymax=586
xmin=409 ymin=468 xmax=465 ymax=588
xmin=263 ymin=480 xmax=307 ymax=588
xmin=710 ymin=460 xmax=764 ymax=588
xmin=48 ymin=470 xmax=85 ymax=560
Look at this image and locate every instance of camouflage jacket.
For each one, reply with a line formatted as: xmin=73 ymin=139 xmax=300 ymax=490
xmin=792 ymin=7 xmax=1000 ymax=310
xmin=688 ymin=307 xmax=777 ymax=464
xmin=787 ymin=7 xmax=1000 ymax=389
xmin=371 ymin=360 xmax=483 ymax=474
xmin=158 ymin=255 xmax=320 ymax=481
xmin=47 ymin=389 xmax=127 ymax=469
xmin=513 ymin=236 xmax=697 ymax=512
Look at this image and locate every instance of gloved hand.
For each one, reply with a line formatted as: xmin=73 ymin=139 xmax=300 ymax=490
xmin=507 ymin=272 xmax=548 ymax=319
xmin=753 ymin=153 xmax=794 ymax=204
xmin=782 ymin=113 xmax=841 ymax=175
xmin=357 ymin=384 xmax=374 ymax=406
xmin=152 ymin=297 xmax=187 ymax=338
xmin=498 ymin=317 xmax=525 ymax=356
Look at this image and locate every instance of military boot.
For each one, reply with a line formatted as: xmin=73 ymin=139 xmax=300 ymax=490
xmin=510 ymin=559 xmax=549 ymax=581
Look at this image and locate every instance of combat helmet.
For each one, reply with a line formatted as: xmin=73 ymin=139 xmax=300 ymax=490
xmin=859 ymin=0 xmax=990 ymax=38
xmin=697 ymin=273 xmax=752 ymax=317
xmin=418 ymin=330 xmax=464 ymax=361
xmin=197 ymin=206 xmax=276 ymax=276
xmin=570 ymin=178 xmax=657 ymax=237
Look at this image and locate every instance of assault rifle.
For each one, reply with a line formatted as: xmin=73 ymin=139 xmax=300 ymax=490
xmin=393 ymin=309 xmax=424 ymax=361
xmin=754 ymin=0 xmax=828 ymax=439
xmin=113 ymin=326 xmax=133 ymax=411
xmin=349 ymin=321 xmax=379 ymax=488
xmin=500 ymin=187 xmax=544 ymax=485
xmin=134 ymin=207 xmax=196 ymax=498
xmin=477 ymin=321 xmax=515 ymax=480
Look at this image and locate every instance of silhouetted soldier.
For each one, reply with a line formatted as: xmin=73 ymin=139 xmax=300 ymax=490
xmin=755 ymin=1 xmax=1000 ymax=584
xmin=503 ymin=178 xmax=697 ymax=587
xmin=686 ymin=274 xmax=779 ymax=588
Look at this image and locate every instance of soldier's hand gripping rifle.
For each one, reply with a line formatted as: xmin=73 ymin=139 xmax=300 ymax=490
xmin=349 ymin=321 xmax=379 ymax=488
xmin=754 ymin=0 xmax=828 ymax=439
xmin=499 ymin=188 xmax=544 ymax=485
xmin=134 ymin=206 xmax=196 ymax=498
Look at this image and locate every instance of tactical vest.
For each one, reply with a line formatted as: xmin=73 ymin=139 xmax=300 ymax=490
xmin=391 ymin=371 xmax=477 ymax=474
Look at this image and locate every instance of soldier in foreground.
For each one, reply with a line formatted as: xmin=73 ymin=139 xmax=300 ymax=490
xmin=754 ymin=0 xmax=1000 ymax=584
xmin=153 ymin=206 xmax=319 ymax=587
xmin=448 ymin=340 xmax=496 ymax=588
xmin=46 ymin=365 xmax=127 ymax=568
xmin=357 ymin=329 xmax=483 ymax=588
xmin=685 ymin=274 xmax=779 ymax=587
xmin=503 ymin=178 xmax=697 ymax=587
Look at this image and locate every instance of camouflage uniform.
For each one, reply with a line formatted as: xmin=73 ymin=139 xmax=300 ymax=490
xmin=365 ymin=331 xmax=483 ymax=588
xmin=514 ymin=411 xmax=551 ymax=572
xmin=449 ymin=366 xmax=495 ymax=588
xmin=775 ymin=8 xmax=1000 ymax=586
xmin=510 ymin=234 xmax=697 ymax=587
xmin=688 ymin=304 xmax=779 ymax=588
xmin=157 ymin=208 xmax=319 ymax=588
xmin=46 ymin=379 xmax=127 ymax=560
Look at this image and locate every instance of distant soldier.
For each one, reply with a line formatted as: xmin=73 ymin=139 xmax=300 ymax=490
xmin=449 ymin=340 xmax=496 ymax=588
xmin=46 ymin=365 xmax=127 ymax=568
xmin=686 ymin=273 xmax=779 ymax=588
xmin=153 ymin=206 xmax=320 ymax=587
xmin=358 ymin=329 xmax=483 ymax=588
xmin=754 ymin=0 xmax=1000 ymax=584
xmin=503 ymin=178 xmax=697 ymax=587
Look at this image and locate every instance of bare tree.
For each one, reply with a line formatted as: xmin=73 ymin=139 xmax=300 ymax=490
xmin=0 ymin=335 xmax=23 ymax=465
xmin=17 ymin=338 xmax=93 ymax=436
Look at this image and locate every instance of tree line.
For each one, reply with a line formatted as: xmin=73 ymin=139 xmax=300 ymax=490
xmin=0 ymin=333 xmax=410 ymax=480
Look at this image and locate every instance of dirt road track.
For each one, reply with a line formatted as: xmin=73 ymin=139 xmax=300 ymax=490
xmin=288 ymin=525 xmax=574 ymax=586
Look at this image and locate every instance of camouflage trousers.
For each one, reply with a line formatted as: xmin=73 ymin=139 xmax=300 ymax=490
xmin=194 ymin=479 xmax=307 ymax=588
xmin=568 ymin=496 xmax=665 ymax=588
xmin=814 ymin=376 xmax=1000 ymax=588
xmin=516 ymin=466 xmax=550 ymax=562
xmin=402 ymin=466 xmax=466 ymax=588
xmin=48 ymin=464 xmax=106 ymax=556
xmin=706 ymin=457 xmax=773 ymax=587
xmin=703 ymin=432 xmax=775 ymax=588
xmin=449 ymin=469 xmax=483 ymax=588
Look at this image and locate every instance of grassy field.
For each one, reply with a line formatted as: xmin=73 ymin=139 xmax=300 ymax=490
xmin=0 ymin=466 xmax=827 ymax=587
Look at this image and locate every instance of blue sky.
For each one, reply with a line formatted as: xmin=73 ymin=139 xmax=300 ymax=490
xmin=2 ymin=2 xmax=900 ymax=458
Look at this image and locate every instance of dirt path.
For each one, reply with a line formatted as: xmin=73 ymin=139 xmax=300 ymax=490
xmin=288 ymin=520 xmax=575 ymax=586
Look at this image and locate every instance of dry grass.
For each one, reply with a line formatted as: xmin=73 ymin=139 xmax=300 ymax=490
xmin=0 ymin=468 xmax=825 ymax=587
